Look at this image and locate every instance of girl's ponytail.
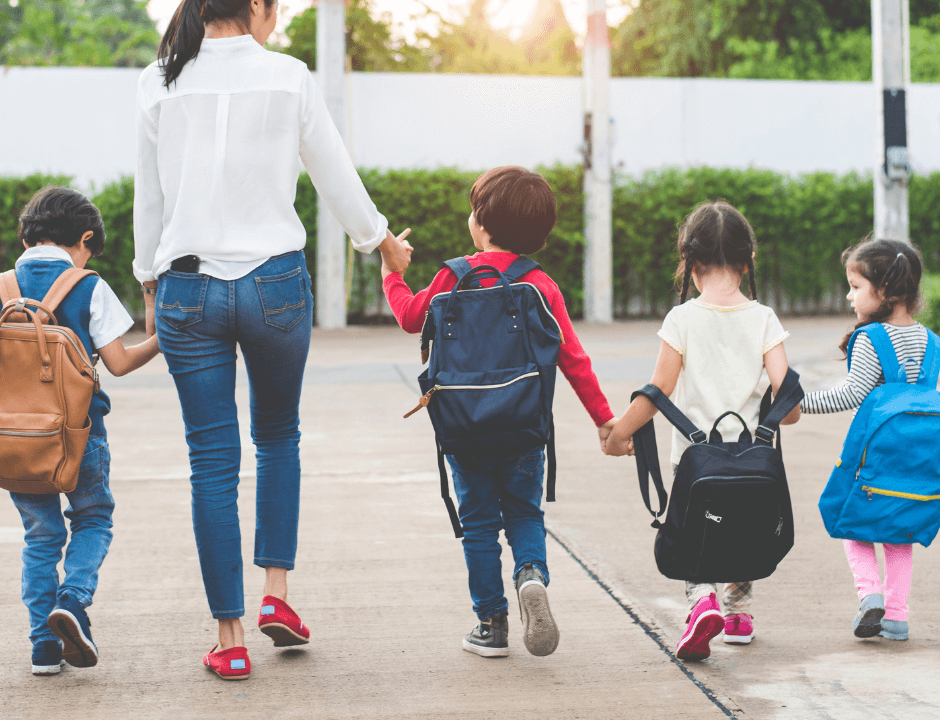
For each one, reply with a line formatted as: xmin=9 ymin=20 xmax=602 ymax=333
xmin=837 ymin=237 xmax=923 ymax=356
xmin=159 ymin=0 xmax=206 ymax=89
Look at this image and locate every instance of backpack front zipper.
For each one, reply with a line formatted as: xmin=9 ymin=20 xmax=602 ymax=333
xmin=0 ymin=429 xmax=58 ymax=438
xmin=861 ymin=485 xmax=940 ymax=502
xmin=404 ymin=371 xmax=540 ymax=418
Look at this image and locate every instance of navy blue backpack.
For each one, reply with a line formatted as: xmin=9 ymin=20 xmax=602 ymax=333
xmin=405 ymin=257 xmax=562 ymax=537
xmin=818 ymin=323 xmax=940 ymax=546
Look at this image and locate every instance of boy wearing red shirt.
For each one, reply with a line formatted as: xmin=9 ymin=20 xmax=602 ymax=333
xmin=382 ymin=166 xmax=614 ymax=658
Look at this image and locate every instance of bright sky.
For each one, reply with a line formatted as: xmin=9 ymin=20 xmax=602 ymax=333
xmin=146 ymin=0 xmax=632 ymax=43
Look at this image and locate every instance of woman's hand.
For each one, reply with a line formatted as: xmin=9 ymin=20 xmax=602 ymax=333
xmin=143 ymin=283 xmax=158 ymax=337
xmin=379 ymin=228 xmax=412 ymax=277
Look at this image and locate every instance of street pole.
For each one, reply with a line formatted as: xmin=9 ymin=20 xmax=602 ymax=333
xmin=873 ymin=0 xmax=911 ymax=241
xmin=582 ymin=0 xmax=612 ymax=323
xmin=316 ymin=0 xmax=348 ymax=328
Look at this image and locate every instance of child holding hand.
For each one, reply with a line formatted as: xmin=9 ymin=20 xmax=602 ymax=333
xmin=382 ymin=166 xmax=615 ymax=658
xmin=7 ymin=187 xmax=160 ymax=675
xmin=604 ymin=201 xmax=799 ymax=661
xmin=801 ymin=238 xmax=928 ymax=642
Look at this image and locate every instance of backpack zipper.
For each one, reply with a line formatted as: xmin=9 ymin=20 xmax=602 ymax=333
xmin=861 ymin=485 xmax=940 ymax=502
xmin=428 ymin=283 xmax=564 ymax=342
xmin=403 ymin=371 xmax=540 ymax=418
xmin=0 ymin=429 xmax=58 ymax=438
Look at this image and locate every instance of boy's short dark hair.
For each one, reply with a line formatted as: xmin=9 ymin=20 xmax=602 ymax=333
xmin=18 ymin=186 xmax=106 ymax=257
xmin=469 ymin=166 xmax=556 ymax=255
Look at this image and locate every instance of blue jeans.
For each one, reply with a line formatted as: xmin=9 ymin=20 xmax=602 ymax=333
xmin=10 ymin=434 xmax=113 ymax=645
xmin=155 ymin=251 xmax=313 ymax=619
xmin=447 ymin=447 xmax=549 ymax=620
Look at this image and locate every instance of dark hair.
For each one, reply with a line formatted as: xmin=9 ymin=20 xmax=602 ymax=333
xmin=469 ymin=166 xmax=557 ymax=255
xmin=674 ymin=200 xmax=758 ymax=304
xmin=18 ymin=187 xmax=106 ymax=257
xmin=158 ymin=0 xmax=277 ymax=88
xmin=838 ymin=236 xmax=923 ymax=356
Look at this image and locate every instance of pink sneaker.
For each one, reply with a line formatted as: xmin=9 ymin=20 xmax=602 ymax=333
xmin=676 ymin=594 xmax=724 ymax=661
xmin=723 ymin=614 xmax=754 ymax=644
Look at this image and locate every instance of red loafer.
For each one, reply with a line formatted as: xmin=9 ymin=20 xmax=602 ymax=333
xmin=203 ymin=644 xmax=251 ymax=680
xmin=258 ymin=595 xmax=310 ymax=647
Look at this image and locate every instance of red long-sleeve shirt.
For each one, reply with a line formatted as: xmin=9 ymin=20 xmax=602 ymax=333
xmin=383 ymin=251 xmax=614 ymax=426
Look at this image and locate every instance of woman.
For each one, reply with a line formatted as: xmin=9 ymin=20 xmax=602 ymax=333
xmin=133 ymin=0 xmax=411 ymax=680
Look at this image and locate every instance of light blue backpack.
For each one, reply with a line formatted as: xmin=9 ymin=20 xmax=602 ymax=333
xmin=818 ymin=322 xmax=940 ymax=546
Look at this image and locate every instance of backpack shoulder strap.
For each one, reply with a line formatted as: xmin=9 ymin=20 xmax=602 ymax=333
xmin=503 ymin=257 xmax=541 ymax=282
xmin=443 ymin=258 xmax=480 ymax=289
xmin=41 ymin=268 xmax=99 ymax=315
xmin=755 ymin=368 xmax=804 ymax=445
xmin=921 ymin=328 xmax=940 ymax=387
xmin=0 ymin=269 xmax=22 ymax=306
xmin=632 ymin=383 xmax=707 ymax=444
xmin=849 ymin=323 xmax=900 ymax=380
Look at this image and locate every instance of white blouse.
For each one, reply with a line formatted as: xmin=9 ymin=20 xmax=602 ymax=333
xmin=133 ymin=35 xmax=388 ymax=283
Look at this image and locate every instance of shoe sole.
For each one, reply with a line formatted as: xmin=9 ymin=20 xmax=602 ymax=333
xmin=854 ymin=607 xmax=886 ymax=638
xmin=47 ymin=610 xmax=98 ymax=668
xmin=259 ymin=622 xmax=310 ymax=647
xmin=461 ymin=638 xmax=509 ymax=657
xmin=31 ymin=661 xmax=64 ymax=675
xmin=676 ymin=610 xmax=723 ymax=661
xmin=879 ymin=630 xmax=909 ymax=641
xmin=519 ymin=581 xmax=559 ymax=657
xmin=205 ymin=664 xmax=251 ymax=681
xmin=723 ymin=632 xmax=754 ymax=645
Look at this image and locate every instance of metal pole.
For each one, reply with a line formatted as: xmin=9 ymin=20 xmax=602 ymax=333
xmin=582 ymin=0 xmax=612 ymax=323
xmin=873 ymin=0 xmax=911 ymax=241
xmin=316 ymin=0 xmax=348 ymax=328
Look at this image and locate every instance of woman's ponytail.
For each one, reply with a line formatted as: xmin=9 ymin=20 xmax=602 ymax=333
xmin=159 ymin=0 xmax=206 ymax=89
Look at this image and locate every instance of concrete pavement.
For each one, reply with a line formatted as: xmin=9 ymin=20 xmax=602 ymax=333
xmin=1 ymin=317 xmax=937 ymax=719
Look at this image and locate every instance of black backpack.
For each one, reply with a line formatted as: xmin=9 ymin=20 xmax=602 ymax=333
xmin=631 ymin=369 xmax=804 ymax=583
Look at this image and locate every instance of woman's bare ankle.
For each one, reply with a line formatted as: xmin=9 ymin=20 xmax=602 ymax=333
xmin=263 ymin=566 xmax=288 ymax=601
xmin=218 ymin=618 xmax=245 ymax=650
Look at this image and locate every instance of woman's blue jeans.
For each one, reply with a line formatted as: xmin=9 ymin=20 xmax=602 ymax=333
xmin=447 ymin=447 xmax=549 ymax=620
xmin=155 ymin=251 xmax=313 ymax=619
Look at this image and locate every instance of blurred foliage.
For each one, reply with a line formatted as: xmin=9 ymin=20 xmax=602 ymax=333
xmin=4 ymin=168 xmax=940 ymax=321
xmin=0 ymin=0 xmax=158 ymax=67
xmin=917 ymin=274 xmax=940 ymax=335
xmin=280 ymin=0 xmax=427 ymax=72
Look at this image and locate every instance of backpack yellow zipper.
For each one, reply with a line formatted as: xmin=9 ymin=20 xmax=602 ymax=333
xmin=861 ymin=485 xmax=940 ymax=502
xmin=403 ymin=371 xmax=540 ymax=418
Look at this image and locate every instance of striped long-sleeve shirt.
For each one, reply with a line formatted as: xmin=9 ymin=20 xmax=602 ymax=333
xmin=802 ymin=323 xmax=930 ymax=414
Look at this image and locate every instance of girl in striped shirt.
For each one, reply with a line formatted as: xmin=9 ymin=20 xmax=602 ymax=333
xmin=802 ymin=238 xmax=928 ymax=642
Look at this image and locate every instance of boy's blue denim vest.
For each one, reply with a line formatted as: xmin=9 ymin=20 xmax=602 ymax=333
xmin=15 ymin=259 xmax=110 ymax=436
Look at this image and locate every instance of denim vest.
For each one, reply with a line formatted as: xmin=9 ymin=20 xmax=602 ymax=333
xmin=15 ymin=259 xmax=110 ymax=436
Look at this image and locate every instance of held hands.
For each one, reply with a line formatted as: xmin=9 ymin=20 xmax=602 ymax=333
xmin=380 ymin=228 xmax=413 ymax=278
xmin=597 ymin=419 xmax=616 ymax=453
xmin=142 ymin=283 xmax=157 ymax=338
xmin=601 ymin=416 xmax=635 ymax=457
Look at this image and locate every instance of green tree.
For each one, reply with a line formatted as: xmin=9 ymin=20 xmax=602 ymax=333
xmin=281 ymin=0 xmax=427 ymax=72
xmin=1 ymin=0 xmax=158 ymax=67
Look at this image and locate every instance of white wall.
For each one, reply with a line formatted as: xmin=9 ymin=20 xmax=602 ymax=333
xmin=2 ymin=68 xmax=940 ymax=188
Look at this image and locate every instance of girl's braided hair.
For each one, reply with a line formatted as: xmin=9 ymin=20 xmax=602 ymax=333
xmin=838 ymin=236 xmax=923 ymax=356
xmin=675 ymin=200 xmax=757 ymax=304
xmin=18 ymin=186 xmax=105 ymax=257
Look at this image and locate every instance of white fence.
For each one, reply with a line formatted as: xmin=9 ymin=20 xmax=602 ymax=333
xmin=2 ymin=67 xmax=940 ymax=188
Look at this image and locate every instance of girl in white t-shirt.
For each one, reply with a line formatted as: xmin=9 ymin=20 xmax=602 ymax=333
xmin=605 ymin=200 xmax=800 ymax=661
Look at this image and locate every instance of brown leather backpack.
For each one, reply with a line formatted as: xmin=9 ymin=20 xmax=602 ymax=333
xmin=0 ymin=268 xmax=101 ymax=494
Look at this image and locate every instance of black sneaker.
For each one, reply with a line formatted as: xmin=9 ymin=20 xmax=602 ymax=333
xmin=515 ymin=562 xmax=559 ymax=656
xmin=31 ymin=640 xmax=64 ymax=675
xmin=462 ymin=613 xmax=509 ymax=657
xmin=48 ymin=595 xmax=98 ymax=668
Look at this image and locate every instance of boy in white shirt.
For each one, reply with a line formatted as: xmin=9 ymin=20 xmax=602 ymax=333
xmin=7 ymin=186 xmax=160 ymax=675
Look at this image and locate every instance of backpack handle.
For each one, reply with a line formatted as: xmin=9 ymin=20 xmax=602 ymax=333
xmin=709 ymin=411 xmax=752 ymax=444
xmin=754 ymin=368 xmax=804 ymax=445
xmin=0 ymin=301 xmax=55 ymax=382
xmin=443 ymin=265 xmax=521 ymax=331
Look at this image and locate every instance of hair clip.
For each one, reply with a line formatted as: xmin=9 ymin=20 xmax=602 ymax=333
xmin=897 ymin=253 xmax=904 ymax=259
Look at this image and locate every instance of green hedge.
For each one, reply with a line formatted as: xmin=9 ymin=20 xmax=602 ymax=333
xmin=3 ymin=168 xmax=940 ymax=320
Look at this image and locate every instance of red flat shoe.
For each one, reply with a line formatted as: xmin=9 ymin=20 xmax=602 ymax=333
xmin=258 ymin=595 xmax=310 ymax=647
xmin=203 ymin=644 xmax=251 ymax=680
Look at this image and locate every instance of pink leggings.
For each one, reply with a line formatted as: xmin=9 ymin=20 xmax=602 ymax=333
xmin=843 ymin=540 xmax=913 ymax=621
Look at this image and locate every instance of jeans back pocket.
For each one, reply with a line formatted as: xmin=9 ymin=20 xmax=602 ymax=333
xmin=158 ymin=272 xmax=208 ymax=330
xmin=255 ymin=267 xmax=306 ymax=331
